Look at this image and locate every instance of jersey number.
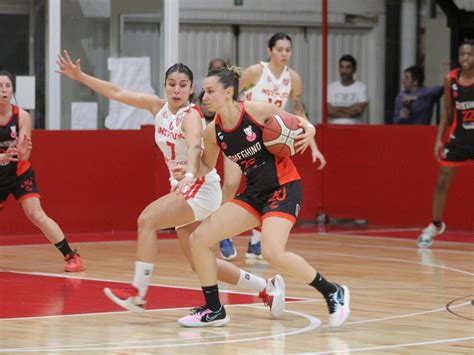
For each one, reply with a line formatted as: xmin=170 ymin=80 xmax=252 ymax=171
xmin=166 ymin=141 xmax=176 ymax=160
xmin=462 ymin=110 xmax=474 ymax=122
xmin=268 ymin=98 xmax=283 ymax=108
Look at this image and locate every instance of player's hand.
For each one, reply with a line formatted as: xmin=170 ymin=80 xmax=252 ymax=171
xmin=434 ymin=139 xmax=444 ymax=161
xmin=4 ymin=147 xmax=19 ymax=162
xmin=294 ymin=118 xmax=316 ymax=154
xmin=171 ymin=166 xmax=185 ymax=181
xmin=310 ymin=144 xmax=326 ymax=170
xmin=16 ymin=135 xmax=32 ymax=160
xmin=171 ymin=175 xmax=194 ymax=194
xmin=56 ymin=50 xmax=82 ymax=80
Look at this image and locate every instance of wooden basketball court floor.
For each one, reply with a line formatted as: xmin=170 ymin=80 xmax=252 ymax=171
xmin=0 ymin=226 xmax=473 ymax=354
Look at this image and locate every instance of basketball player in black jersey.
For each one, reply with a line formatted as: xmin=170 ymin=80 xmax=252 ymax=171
xmin=176 ymin=66 xmax=350 ymax=328
xmin=0 ymin=70 xmax=84 ymax=272
xmin=417 ymin=40 xmax=474 ymax=248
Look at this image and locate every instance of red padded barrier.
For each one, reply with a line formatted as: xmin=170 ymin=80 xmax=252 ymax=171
xmin=0 ymin=125 xmax=472 ymax=236
xmin=320 ymin=125 xmax=474 ymax=230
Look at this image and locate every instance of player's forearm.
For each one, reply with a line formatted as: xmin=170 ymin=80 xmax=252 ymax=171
xmin=435 ymin=115 xmax=449 ymax=142
xmin=78 ymin=72 xmax=122 ymax=102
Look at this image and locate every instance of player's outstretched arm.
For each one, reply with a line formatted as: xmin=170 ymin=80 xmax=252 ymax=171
xmin=56 ymin=50 xmax=164 ymax=115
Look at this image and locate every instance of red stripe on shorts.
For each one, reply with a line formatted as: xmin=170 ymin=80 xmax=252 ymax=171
xmin=184 ymin=177 xmax=205 ymax=200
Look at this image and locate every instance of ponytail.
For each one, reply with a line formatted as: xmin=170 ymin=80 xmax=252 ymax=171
xmin=207 ymin=66 xmax=242 ymax=101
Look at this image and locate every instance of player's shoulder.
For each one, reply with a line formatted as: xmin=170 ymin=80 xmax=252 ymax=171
xmin=18 ymin=107 xmax=31 ymax=120
xmin=288 ymin=68 xmax=302 ymax=82
xmin=245 ymin=63 xmax=264 ymax=76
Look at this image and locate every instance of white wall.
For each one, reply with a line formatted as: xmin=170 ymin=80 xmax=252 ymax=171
xmin=178 ymin=0 xmax=386 ymax=123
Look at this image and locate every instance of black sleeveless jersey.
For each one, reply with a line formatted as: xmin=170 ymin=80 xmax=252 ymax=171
xmin=448 ymin=68 xmax=474 ymax=147
xmin=0 ymin=105 xmax=30 ymax=184
xmin=214 ymin=102 xmax=300 ymax=192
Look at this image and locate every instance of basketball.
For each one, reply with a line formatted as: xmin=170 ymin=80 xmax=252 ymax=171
xmin=262 ymin=112 xmax=303 ymax=157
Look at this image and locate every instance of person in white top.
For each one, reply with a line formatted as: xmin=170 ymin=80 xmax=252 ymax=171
xmin=219 ymin=32 xmax=325 ymax=261
xmin=57 ymin=51 xmax=286 ymax=317
xmin=327 ymin=54 xmax=368 ymax=124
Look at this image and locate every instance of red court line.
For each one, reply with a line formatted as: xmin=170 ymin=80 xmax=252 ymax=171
xmin=0 ymin=271 xmax=300 ymax=319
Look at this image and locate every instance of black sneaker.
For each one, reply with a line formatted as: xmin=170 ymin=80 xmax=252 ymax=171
xmin=324 ymin=284 xmax=350 ymax=327
xmin=178 ymin=305 xmax=230 ymax=327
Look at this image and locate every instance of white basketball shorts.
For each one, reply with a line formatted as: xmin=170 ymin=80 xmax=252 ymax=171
xmin=183 ymin=176 xmax=222 ymax=222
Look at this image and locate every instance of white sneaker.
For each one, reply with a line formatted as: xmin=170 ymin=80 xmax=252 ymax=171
xmin=259 ymin=274 xmax=286 ymax=318
xmin=103 ymin=287 xmax=146 ymax=313
xmin=325 ymin=284 xmax=350 ymax=327
xmin=417 ymin=223 xmax=446 ymax=248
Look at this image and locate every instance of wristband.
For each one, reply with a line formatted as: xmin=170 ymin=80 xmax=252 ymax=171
xmin=184 ymin=172 xmax=194 ymax=179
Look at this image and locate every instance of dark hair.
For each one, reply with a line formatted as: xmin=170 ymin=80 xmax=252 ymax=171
xmin=0 ymin=69 xmax=15 ymax=92
xmin=339 ymin=54 xmax=357 ymax=71
xmin=268 ymin=32 xmax=292 ymax=50
xmin=165 ymin=63 xmax=194 ymax=101
xmin=404 ymin=66 xmax=425 ymax=86
xmin=459 ymin=39 xmax=474 ymax=49
xmin=208 ymin=58 xmax=227 ymax=71
xmin=207 ymin=66 xmax=241 ymax=101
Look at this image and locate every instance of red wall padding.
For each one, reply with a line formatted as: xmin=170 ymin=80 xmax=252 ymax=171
xmin=1 ymin=125 xmax=472 ymax=236
xmin=320 ymin=125 xmax=474 ymax=229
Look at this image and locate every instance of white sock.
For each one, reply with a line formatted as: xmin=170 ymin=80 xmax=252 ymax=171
xmin=132 ymin=261 xmax=155 ymax=298
xmin=251 ymin=229 xmax=261 ymax=245
xmin=236 ymin=269 xmax=266 ymax=292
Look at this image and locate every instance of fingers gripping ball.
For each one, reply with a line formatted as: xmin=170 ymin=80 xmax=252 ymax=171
xmin=262 ymin=112 xmax=303 ymax=157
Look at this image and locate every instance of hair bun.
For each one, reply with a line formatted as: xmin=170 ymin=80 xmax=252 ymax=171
xmin=227 ymin=65 xmax=243 ymax=79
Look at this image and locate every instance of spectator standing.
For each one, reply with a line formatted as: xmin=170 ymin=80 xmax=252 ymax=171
xmin=393 ymin=66 xmax=443 ymax=125
xmin=327 ymin=55 xmax=368 ymax=124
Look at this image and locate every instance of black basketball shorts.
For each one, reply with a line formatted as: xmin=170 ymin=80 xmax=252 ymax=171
xmin=231 ymin=179 xmax=302 ymax=224
xmin=0 ymin=168 xmax=40 ymax=207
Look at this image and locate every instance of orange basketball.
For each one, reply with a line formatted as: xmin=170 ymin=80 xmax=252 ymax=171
xmin=262 ymin=112 xmax=303 ymax=157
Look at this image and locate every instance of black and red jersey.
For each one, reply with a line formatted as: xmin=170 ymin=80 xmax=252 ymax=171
xmin=447 ymin=68 xmax=474 ymax=147
xmin=214 ymin=102 xmax=300 ymax=192
xmin=0 ymin=105 xmax=30 ymax=184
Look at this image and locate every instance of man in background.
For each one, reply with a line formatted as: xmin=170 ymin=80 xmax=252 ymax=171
xmin=393 ymin=66 xmax=443 ymax=125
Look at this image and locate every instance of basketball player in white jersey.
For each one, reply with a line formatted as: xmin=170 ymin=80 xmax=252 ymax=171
xmin=57 ymin=51 xmax=286 ymax=317
xmin=219 ymin=32 xmax=323 ymax=260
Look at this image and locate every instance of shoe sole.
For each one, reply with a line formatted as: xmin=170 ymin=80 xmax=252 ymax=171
xmin=103 ymin=288 xmax=145 ymax=313
xmin=65 ymin=266 xmax=85 ymax=272
xmin=220 ymin=251 xmax=237 ymax=261
xmin=270 ymin=274 xmax=286 ymax=318
xmin=329 ymin=285 xmax=351 ymax=327
xmin=178 ymin=316 xmax=230 ymax=328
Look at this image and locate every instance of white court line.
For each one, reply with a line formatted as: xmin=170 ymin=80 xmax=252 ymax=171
xmin=325 ymin=227 xmax=420 ymax=234
xmin=289 ymin=238 xmax=474 ymax=255
xmin=345 ymin=301 xmax=471 ymax=326
xmin=315 ymin=251 xmax=474 ymax=276
xmin=302 ymin=336 xmax=474 ymax=354
xmin=296 ymin=231 xmax=474 ymax=247
xmin=0 ymin=309 xmax=321 ymax=352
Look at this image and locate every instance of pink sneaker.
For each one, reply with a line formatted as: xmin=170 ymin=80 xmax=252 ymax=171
xmin=64 ymin=251 xmax=85 ymax=272
xmin=178 ymin=306 xmax=229 ymax=327
xmin=259 ymin=274 xmax=285 ymax=317
xmin=103 ymin=286 xmax=146 ymax=313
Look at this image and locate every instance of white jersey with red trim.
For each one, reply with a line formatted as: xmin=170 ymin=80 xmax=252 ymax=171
xmin=244 ymin=61 xmax=292 ymax=109
xmin=154 ymin=101 xmax=220 ymax=184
